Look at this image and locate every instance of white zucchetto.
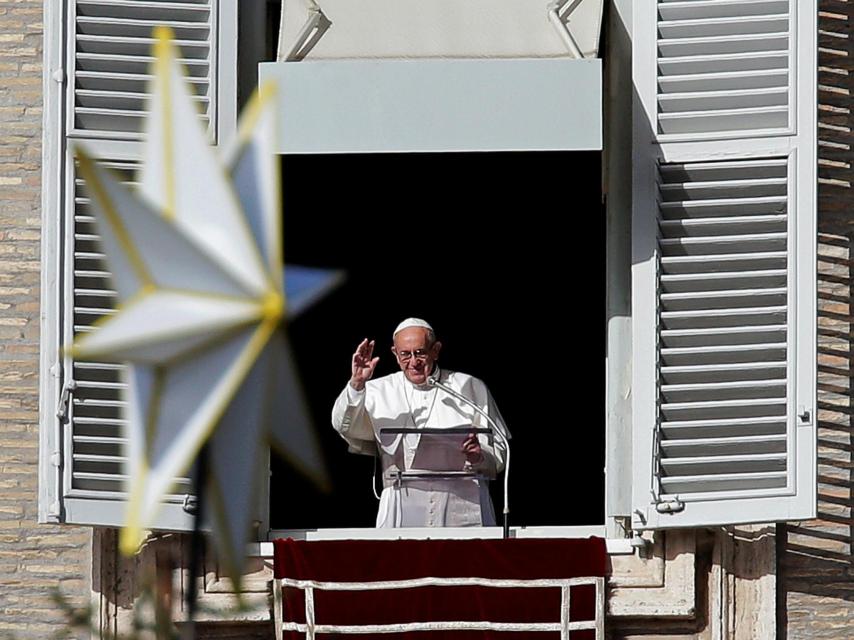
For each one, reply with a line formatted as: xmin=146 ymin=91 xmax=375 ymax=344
xmin=393 ymin=317 xmax=434 ymax=338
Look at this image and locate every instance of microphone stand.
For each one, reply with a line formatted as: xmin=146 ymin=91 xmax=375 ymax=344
xmin=427 ymin=376 xmax=511 ymax=539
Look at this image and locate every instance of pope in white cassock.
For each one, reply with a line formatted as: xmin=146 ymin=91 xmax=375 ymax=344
xmin=332 ymin=318 xmax=510 ymax=527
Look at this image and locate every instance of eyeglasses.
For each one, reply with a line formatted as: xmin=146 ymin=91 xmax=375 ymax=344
xmin=394 ymin=349 xmax=430 ymax=363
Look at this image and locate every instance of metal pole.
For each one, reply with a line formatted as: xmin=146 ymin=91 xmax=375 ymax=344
xmin=183 ymin=444 xmax=208 ymax=638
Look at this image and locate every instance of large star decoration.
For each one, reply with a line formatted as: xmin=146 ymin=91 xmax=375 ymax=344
xmin=70 ymin=27 xmax=336 ymax=586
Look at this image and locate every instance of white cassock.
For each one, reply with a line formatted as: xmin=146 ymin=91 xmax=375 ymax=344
xmin=332 ymin=367 xmax=509 ymax=527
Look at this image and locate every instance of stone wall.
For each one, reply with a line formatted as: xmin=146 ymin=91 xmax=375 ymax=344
xmin=0 ymin=1 xmax=91 ymax=637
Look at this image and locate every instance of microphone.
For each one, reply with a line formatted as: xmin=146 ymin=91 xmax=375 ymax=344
xmin=427 ymin=375 xmax=511 ymax=539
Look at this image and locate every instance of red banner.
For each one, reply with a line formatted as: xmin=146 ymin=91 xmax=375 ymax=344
xmin=273 ymin=537 xmax=607 ymax=639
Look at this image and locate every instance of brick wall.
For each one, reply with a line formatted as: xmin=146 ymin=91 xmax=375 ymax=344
xmin=779 ymin=232 xmax=854 ymax=638
xmin=0 ymin=1 xmax=91 ymax=637
xmin=778 ymin=2 xmax=854 ymax=638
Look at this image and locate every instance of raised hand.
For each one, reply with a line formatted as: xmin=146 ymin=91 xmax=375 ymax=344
xmin=350 ymin=338 xmax=379 ymax=391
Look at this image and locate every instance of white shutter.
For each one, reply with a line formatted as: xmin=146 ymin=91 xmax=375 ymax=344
xmin=653 ymin=0 xmax=793 ymax=139
xmin=631 ymin=0 xmax=816 ymax=529
xmin=657 ymin=156 xmax=789 ymax=492
xmin=69 ymin=0 xmax=215 ymax=138
xmin=61 ymin=151 xmax=196 ymax=528
xmin=46 ymin=1 xmax=238 ymax=528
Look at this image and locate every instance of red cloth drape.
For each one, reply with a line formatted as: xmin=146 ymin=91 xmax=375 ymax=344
xmin=273 ymin=537 xmax=607 ymax=639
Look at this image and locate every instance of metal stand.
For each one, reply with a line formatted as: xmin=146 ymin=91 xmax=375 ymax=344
xmin=183 ymin=444 xmax=207 ymax=636
xmin=380 ymin=426 xmax=507 ymax=536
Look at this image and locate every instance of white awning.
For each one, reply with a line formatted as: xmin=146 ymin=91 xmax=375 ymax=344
xmin=258 ymin=58 xmax=601 ymax=154
xmin=260 ymin=0 xmax=603 ymax=154
xmin=276 ymin=0 xmax=604 ymax=61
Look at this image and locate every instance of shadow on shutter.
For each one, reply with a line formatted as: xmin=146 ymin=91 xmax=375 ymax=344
xmin=656 ymin=158 xmax=790 ymax=498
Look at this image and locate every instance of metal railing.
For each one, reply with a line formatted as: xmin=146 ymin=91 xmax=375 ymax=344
xmin=273 ymin=575 xmax=605 ymax=639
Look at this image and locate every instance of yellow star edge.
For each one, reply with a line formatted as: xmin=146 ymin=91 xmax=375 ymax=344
xmin=119 ymin=317 xmax=280 ymax=556
xmin=75 ymin=149 xmax=154 ymax=289
xmin=75 ymin=148 xmax=283 ymax=555
xmin=120 ymin=366 xmax=165 ymax=557
xmin=267 ymin=335 xmax=332 ymax=494
xmin=68 ymin=299 xmax=267 ymax=364
xmin=206 ymin=473 xmax=253 ymax=601
xmin=72 ymin=145 xmax=276 ymax=330
xmin=96 ymin=32 xmax=295 ymax=557
xmin=153 ymin=28 xmax=276 ymax=297
xmin=153 ymin=26 xmax=177 ymax=221
xmin=230 ymin=81 xmax=285 ymax=293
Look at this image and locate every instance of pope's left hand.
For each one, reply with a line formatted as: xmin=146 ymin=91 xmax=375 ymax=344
xmin=461 ymin=433 xmax=484 ymax=465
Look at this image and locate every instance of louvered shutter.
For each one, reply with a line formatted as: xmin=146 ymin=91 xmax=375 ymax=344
xmin=49 ymin=0 xmax=238 ymax=528
xmin=69 ymin=0 xmax=215 ymax=138
xmin=61 ymin=150 xmax=198 ymax=528
xmin=654 ymin=0 xmax=793 ymax=138
xmin=631 ymin=0 xmax=816 ymax=529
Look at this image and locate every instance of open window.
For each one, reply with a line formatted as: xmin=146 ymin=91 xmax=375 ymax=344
xmin=261 ymin=0 xmax=609 ymax=536
xmin=40 ymin=0 xmax=818 ymax=546
xmin=41 ymin=0 xmax=609 ymax=538
xmin=270 ymin=150 xmax=606 ymax=531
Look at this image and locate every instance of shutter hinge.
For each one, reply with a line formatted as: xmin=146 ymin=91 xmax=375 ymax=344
xmin=182 ymin=494 xmax=198 ymax=515
xmin=797 ymin=405 xmax=812 ymax=426
xmin=52 ymin=68 xmax=65 ymax=84
xmin=655 ymin=497 xmax=685 ymax=514
xmin=48 ymin=500 xmax=61 ymax=519
xmin=630 ymin=534 xmax=650 ymax=550
xmin=56 ymin=380 xmax=77 ymax=421
xmin=50 ymin=451 xmax=62 ymax=468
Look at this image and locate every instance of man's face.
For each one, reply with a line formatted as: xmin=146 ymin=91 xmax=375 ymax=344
xmin=392 ymin=327 xmax=442 ymax=385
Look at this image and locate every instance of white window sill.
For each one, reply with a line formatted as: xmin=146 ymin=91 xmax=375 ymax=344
xmin=253 ymin=526 xmax=633 ymax=555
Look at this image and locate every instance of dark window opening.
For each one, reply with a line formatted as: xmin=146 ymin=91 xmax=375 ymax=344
xmin=271 ymin=151 xmax=605 ymax=528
